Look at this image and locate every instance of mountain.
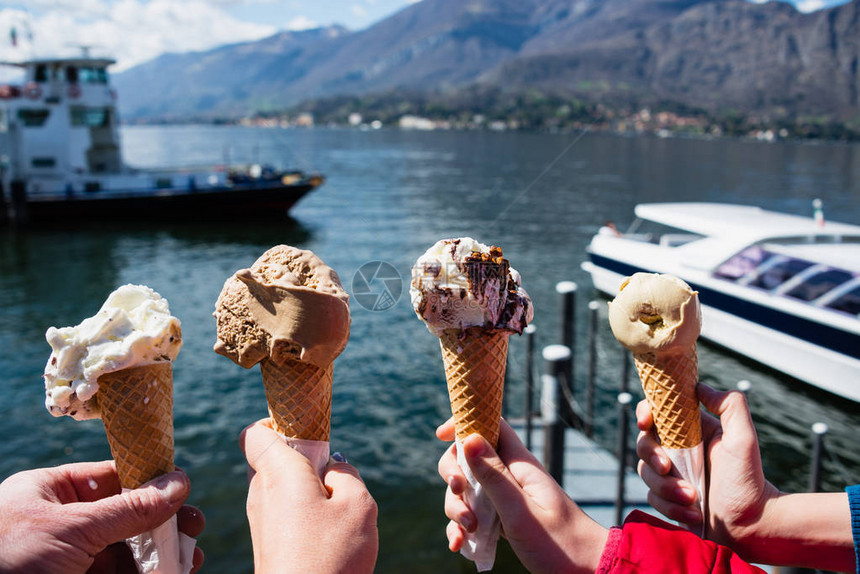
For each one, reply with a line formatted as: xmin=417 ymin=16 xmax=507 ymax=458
xmin=113 ymin=0 xmax=860 ymax=122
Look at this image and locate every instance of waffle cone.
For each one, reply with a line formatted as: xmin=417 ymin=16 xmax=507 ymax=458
xmin=634 ymin=346 xmax=701 ymax=449
xmin=439 ymin=327 xmax=509 ymax=448
xmin=260 ymin=357 xmax=332 ymax=441
xmin=97 ymin=363 xmax=174 ymax=489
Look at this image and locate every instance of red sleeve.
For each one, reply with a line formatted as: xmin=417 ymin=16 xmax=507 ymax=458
xmin=597 ymin=510 xmax=766 ymax=574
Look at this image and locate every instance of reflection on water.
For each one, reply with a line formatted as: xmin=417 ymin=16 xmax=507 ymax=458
xmin=1 ymin=127 xmax=858 ymax=573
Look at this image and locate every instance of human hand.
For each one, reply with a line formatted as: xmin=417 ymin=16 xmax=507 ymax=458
xmin=636 ymin=384 xmax=778 ymax=555
xmin=0 ymin=461 xmax=204 ymax=574
xmin=437 ymin=418 xmax=608 ymax=574
xmin=239 ymin=418 xmax=378 ymax=574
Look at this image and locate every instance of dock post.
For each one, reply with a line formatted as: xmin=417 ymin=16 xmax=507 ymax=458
xmin=0 ymin=180 xmax=6 ymax=225
xmin=614 ymin=392 xmax=633 ymax=525
xmin=524 ymin=324 xmax=537 ymax=451
xmin=586 ymin=300 xmax=600 ymax=438
xmin=809 ymin=422 xmax=828 ymax=493
xmin=542 ymin=345 xmax=571 ymax=486
xmin=556 ymin=281 xmax=577 ymax=420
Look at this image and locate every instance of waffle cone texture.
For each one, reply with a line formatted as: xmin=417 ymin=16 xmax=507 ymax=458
xmin=98 ymin=363 xmax=174 ymax=489
xmin=634 ymin=345 xmax=701 ymax=449
xmin=439 ymin=327 xmax=509 ymax=448
xmin=260 ymin=357 xmax=332 ymax=441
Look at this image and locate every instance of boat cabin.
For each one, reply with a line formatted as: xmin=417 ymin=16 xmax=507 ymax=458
xmin=0 ymin=55 xmax=122 ymax=187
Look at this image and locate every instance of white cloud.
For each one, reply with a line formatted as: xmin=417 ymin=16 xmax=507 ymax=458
xmin=350 ymin=4 xmax=369 ymax=19
xmin=795 ymin=0 xmax=827 ymax=11
xmin=285 ymin=15 xmax=318 ymax=30
xmin=0 ymin=1 xmax=276 ymax=71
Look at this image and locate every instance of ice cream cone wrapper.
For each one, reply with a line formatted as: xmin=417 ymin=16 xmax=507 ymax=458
xmin=634 ymin=346 xmax=706 ymax=536
xmin=439 ymin=328 xmax=509 ymax=571
xmin=260 ymin=357 xmax=333 ymax=476
xmin=98 ymin=363 xmax=195 ymax=574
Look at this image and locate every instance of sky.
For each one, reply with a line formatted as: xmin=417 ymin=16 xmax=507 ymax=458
xmin=0 ymin=0 xmax=851 ymax=73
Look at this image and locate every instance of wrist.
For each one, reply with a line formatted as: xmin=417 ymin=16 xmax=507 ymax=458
xmin=742 ymin=491 xmax=853 ymax=570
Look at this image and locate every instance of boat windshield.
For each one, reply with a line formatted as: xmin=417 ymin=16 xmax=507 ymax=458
xmin=715 ymin=245 xmax=859 ymax=317
xmin=621 ymin=218 xmax=704 ymax=247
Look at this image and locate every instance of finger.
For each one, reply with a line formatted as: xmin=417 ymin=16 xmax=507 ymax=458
xmin=435 ymin=417 xmax=455 ymax=442
xmin=177 ymin=505 xmax=206 ymax=538
xmin=446 ymin=520 xmax=465 ymax=552
xmin=647 ymin=489 xmax=703 ymax=525
xmin=437 ymin=443 xmax=464 ymax=488
xmin=635 ymin=399 xmax=654 ymax=431
xmin=444 ymin=487 xmax=476 ymax=533
xmin=72 ymin=470 xmax=190 ymax=549
xmin=89 ymin=541 xmax=134 ymax=574
xmin=495 ymin=419 xmax=544 ymax=486
xmin=697 ymin=385 xmax=756 ymax=447
xmin=635 ymin=429 xmax=671 ymax=476
xmin=50 ymin=461 xmax=123 ymax=503
xmin=240 ymin=419 xmax=323 ymax=498
xmin=323 ymin=461 xmax=370 ymax=502
xmin=461 ymin=434 xmax=530 ymax=522
xmin=637 ymin=460 xmax=698 ymax=506
xmin=191 ymin=547 xmax=205 ymax=573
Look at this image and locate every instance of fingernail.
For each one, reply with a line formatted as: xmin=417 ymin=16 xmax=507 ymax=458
xmin=651 ymin=454 xmax=667 ymax=471
xmin=153 ymin=472 xmax=187 ymax=505
xmin=332 ymin=452 xmax=348 ymax=463
xmin=461 ymin=514 xmax=476 ymax=533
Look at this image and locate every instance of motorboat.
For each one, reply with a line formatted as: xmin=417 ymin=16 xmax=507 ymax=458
xmin=582 ymin=202 xmax=860 ymax=402
xmin=0 ymin=53 xmax=324 ymax=223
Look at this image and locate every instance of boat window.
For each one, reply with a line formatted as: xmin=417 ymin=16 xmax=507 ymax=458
xmin=715 ymin=246 xmax=774 ymax=280
xmin=67 ymin=66 xmax=79 ymax=83
xmin=748 ymin=258 xmax=813 ymax=291
xmin=784 ymin=269 xmax=853 ymax=302
xmin=826 ymin=285 xmax=860 ymax=316
xmin=79 ymin=67 xmax=108 ymax=84
xmin=17 ymin=108 xmax=50 ymax=127
xmin=31 ymin=157 xmax=56 ymax=168
xmin=70 ymin=107 xmax=109 ymax=127
xmin=34 ymin=64 xmax=48 ymax=82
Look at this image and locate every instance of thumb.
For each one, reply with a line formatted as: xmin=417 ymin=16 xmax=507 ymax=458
xmin=697 ymin=384 xmax=755 ymax=439
xmin=461 ymin=434 xmax=529 ymax=524
xmin=72 ymin=470 xmax=190 ymax=549
xmin=323 ymin=460 xmax=367 ymax=500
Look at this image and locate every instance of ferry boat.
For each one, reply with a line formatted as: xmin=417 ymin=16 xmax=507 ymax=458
xmin=0 ymin=53 xmax=324 ymax=223
xmin=582 ymin=202 xmax=860 ymax=402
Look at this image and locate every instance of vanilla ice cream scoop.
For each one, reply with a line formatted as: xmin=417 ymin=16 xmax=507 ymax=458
xmin=213 ymin=245 xmax=350 ymax=370
xmin=410 ymin=237 xmax=533 ymax=336
xmin=608 ymin=273 xmax=701 ymax=355
xmin=43 ymin=284 xmax=182 ymax=421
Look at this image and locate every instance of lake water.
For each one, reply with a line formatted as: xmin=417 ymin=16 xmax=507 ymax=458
xmin=1 ymin=126 xmax=858 ymax=573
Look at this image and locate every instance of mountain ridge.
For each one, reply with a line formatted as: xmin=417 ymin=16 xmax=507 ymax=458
xmin=113 ymin=0 xmax=860 ymax=124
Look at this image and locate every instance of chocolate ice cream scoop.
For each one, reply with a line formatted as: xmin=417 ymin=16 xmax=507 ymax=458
xmin=213 ymin=245 xmax=350 ymax=370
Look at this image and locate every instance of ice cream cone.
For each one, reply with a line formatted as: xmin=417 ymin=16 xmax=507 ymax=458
xmin=260 ymin=357 xmax=332 ymax=442
xmin=633 ymin=345 xmax=701 ymax=449
xmin=98 ymin=362 xmax=174 ymax=489
xmin=439 ymin=327 xmax=509 ymax=448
